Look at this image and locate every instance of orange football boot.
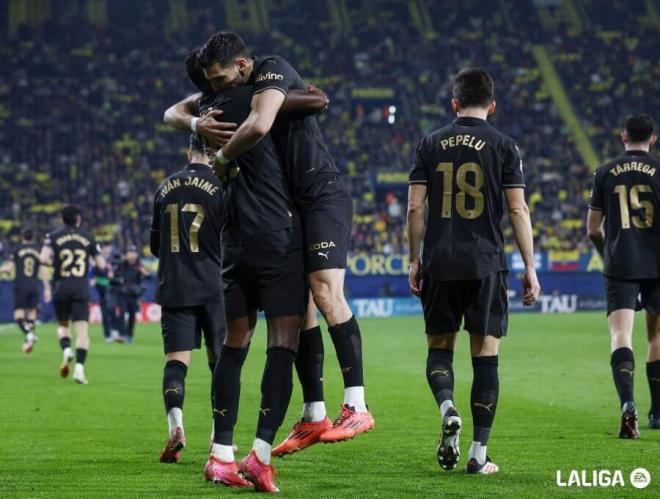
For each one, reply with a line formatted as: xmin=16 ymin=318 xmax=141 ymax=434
xmin=160 ymin=427 xmax=186 ymax=463
xmin=319 ymin=404 xmax=374 ymax=443
xmin=204 ymin=456 xmax=251 ymax=487
xmin=272 ymin=417 xmax=332 ymax=457
xmin=238 ymin=451 xmax=279 ymax=493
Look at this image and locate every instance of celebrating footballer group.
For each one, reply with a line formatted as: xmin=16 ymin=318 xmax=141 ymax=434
xmin=134 ymin=30 xmax=659 ymax=493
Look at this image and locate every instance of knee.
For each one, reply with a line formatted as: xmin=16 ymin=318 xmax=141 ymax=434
xmin=267 ymin=332 xmax=299 ymax=353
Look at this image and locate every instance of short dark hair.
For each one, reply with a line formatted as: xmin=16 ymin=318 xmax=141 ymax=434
xmin=20 ymin=226 xmax=34 ymax=242
xmin=189 ymin=133 xmax=205 ymax=155
xmin=198 ymin=32 xmax=247 ymax=68
xmin=624 ymin=114 xmax=655 ymax=143
xmin=452 ymin=67 xmax=495 ymax=108
xmin=185 ymin=49 xmax=213 ymax=93
xmin=61 ymin=204 xmax=81 ymax=226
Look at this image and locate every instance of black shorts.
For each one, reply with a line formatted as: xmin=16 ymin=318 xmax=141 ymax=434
xmin=14 ymin=283 xmax=39 ymax=311
xmin=53 ymin=282 xmax=89 ymax=322
xmin=161 ymin=303 xmax=225 ymax=355
xmin=605 ymin=276 xmax=660 ymax=316
xmin=300 ymin=175 xmax=352 ymax=273
xmin=222 ymin=228 xmax=306 ymax=322
xmin=421 ymin=272 xmax=509 ymax=337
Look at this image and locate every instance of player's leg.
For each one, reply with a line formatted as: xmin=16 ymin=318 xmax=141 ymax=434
xmin=605 ymin=277 xmax=640 ymax=438
xmin=274 ymin=295 xmax=332 ymax=457
xmin=310 ymin=268 xmax=374 ymax=442
xmin=296 ymin=297 xmax=326 ymax=421
xmin=421 ymin=276 xmax=462 ymax=470
xmin=206 ymin=312 xmax=254 ymax=486
xmin=125 ymin=298 xmax=137 ymax=343
xmin=54 ymin=289 xmax=74 ymax=377
xmin=464 ymin=272 xmax=508 ymax=475
xmin=22 ymin=308 xmax=38 ymax=353
xmin=467 ymin=334 xmax=500 ymax=474
xmin=199 ymin=302 xmax=225 ymax=445
xmin=240 ymin=314 xmax=300 ymax=493
xmin=642 ymin=279 xmax=660 ymax=429
xmin=13 ymin=307 xmax=29 ymax=351
xmin=647 ymin=314 xmax=660 ymax=429
xmin=72 ymin=320 xmax=90 ymax=384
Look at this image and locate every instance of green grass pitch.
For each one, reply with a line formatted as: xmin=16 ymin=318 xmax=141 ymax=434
xmin=1 ymin=312 xmax=658 ymax=497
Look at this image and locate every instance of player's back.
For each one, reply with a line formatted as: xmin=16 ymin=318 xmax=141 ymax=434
xmin=409 ymin=116 xmax=525 ymax=281
xmin=46 ymin=227 xmax=97 ymax=285
xmin=199 ymin=86 xmax=299 ymax=247
xmin=250 ymin=54 xmax=339 ymax=201
xmin=590 ymin=150 xmax=660 ymax=279
xmin=153 ymin=163 xmax=223 ymax=307
xmin=13 ymin=243 xmax=41 ymax=287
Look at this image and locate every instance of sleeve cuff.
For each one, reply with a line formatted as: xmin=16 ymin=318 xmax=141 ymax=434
xmin=503 ymin=184 xmax=526 ymax=188
xmin=408 ymin=180 xmax=428 ymax=185
xmin=588 ymin=205 xmax=603 ymax=211
xmin=252 ymin=86 xmax=288 ymax=96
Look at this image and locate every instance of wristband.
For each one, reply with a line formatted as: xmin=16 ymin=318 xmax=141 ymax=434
xmin=216 ymin=149 xmax=231 ymax=165
xmin=190 ymin=117 xmax=199 ymax=133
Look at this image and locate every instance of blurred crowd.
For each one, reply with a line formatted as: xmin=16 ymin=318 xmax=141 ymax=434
xmin=0 ymin=0 xmax=657 ymax=259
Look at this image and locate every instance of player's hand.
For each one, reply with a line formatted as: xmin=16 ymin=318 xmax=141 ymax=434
xmin=43 ymin=289 xmax=52 ymax=303
xmin=409 ymin=258 xmax=423 ymax=297
xmin=308 ymin=85 xmax=329 ymax=109
xmin=196 ymin=110 xmax=237 ymax=147
xmin=522 ymin=267 xmax=541 ymax=306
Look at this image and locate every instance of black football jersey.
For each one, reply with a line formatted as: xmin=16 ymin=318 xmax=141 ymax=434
xmin=589 ymin=150 xmax=660 ymax=279
xmin=409 ymin=116 xmax=525 ymax=281
xmin=249 ymin=55 xmax=340 ymax=202
xmin=11 ymin=243 xmax=41 ymax=287
xmin=151 ymin=163 xmax=223 ymax=307
xmin=199 ymin=86 xmax=300 ymax=247
xmin=44 ymin=227 xmax=99 ymax=284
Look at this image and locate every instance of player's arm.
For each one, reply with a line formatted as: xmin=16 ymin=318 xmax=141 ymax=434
xmin=150 ymin=195 xmax=161 ymax=258
xmin=406 ymin=184 xmax=427 ymax=297
xmin=93 ymin=254 xmax=106 ymax=269
xmin=280 ymin=85 xmax=329 ymax=115
xmin=39 ymin=244 xmax=53 ymax=267
xmin=505 ymin=188 xmax=541 ymax=305
xmin=0 ymin=259 xmax=14 ymax=275
xmin=39 ymin=264 xmax=52 ymax=303
xmin=163 ymin=93 xmax=238 ymax=146
xmin=586 ymin=209 xmax=605 ymax=257
xmin=216 ymin=89 xmax=286 ymax=165
xmin=586 ymin=168 xmax=605 ymax=257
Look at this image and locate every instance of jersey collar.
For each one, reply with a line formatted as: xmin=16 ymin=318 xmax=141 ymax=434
xmin=623 ymin=149 xmax=648 ymax=156
xmin=454 ymin=116 xmax=489 ymax=127
xmin=185 ymin=162 xmax=210 ymax=170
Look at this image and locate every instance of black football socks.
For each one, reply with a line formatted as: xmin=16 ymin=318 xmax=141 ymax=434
xmin=611 ymin=347 xmax=635 ymax=408
xmin=75 ymin=348 xmax=87 ymax=365
xmin=328 ymin=316 xmax=364 ymax=388
xmin=16 ymin=318 xmax=28 ymax=335
xmin=213 ymin=345 xmax=248 ymax=445
xmin=163 ymin=360 xmax=187 ymax=414
xmin=646 ymin=359 xmax=660 ymax=416
xmin=59 ymin=336 xmax=71 ymax=352
xmin=256 ymin=347 xmax=296 ymax=444
xmin=295 ymin=326 xmax=325 ymax=403
xmin=427 ymin=348 xmax=455 ymax=410
xmin=471 ymin=356 xmax=499 ymax=445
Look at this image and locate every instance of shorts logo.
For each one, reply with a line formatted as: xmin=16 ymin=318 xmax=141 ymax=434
xmin=318 ymin=251 xmax=329 ymax=260
xmin=309 ymin=241 xmax=336 ymax=251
